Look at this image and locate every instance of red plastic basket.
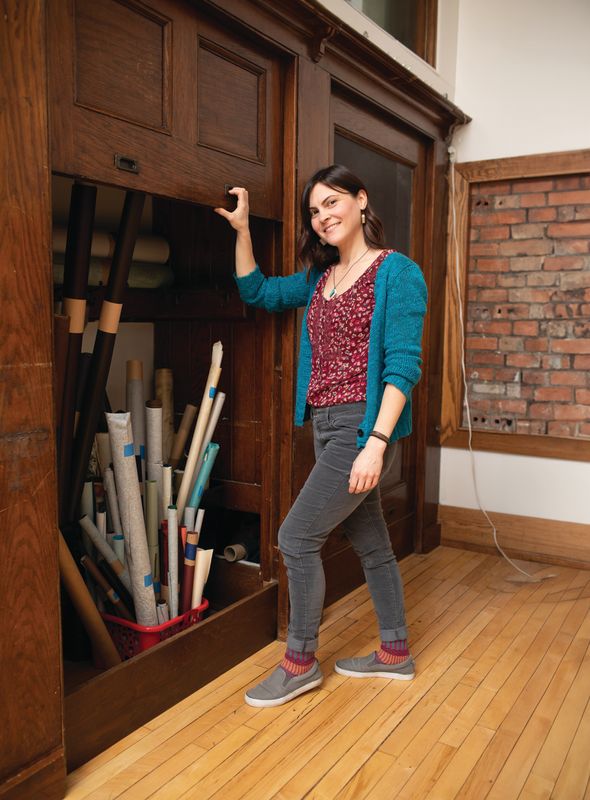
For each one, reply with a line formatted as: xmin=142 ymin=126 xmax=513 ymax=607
xmin=102 ymin=598 xmax=209 ymax=660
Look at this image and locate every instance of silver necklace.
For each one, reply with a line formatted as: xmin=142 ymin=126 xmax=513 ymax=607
xmin=328 ymin=247 xmax=370 ymax=298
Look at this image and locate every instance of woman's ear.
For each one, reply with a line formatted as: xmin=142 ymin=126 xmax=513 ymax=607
xmin=357 ymin=189 xmax=368 ymax=210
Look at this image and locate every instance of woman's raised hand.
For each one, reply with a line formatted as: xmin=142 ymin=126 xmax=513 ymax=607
xmin=214 ymin=186 xmax=249 ymax=231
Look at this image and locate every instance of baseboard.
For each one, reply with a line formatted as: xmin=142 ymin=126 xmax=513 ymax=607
xmin=0 ymin=748 xmax=65 ymax=800
xmin=439 ymin=504 xmax=590 ymax=569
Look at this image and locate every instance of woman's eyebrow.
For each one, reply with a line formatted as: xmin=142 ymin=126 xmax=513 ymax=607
xmin=309 ymin=194 xmax=339 ymax=210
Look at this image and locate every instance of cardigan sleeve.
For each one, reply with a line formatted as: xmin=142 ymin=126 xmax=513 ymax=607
xmin=382 ymin=261 xmax=428 ymax=398
xmin=233 ymin=264 xmax=311 ymax=312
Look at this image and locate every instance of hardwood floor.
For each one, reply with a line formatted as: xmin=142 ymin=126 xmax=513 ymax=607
xmin=65 ymin=546 xmax=590 ymax=799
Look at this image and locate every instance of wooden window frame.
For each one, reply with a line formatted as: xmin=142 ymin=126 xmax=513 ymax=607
xmin=441 ymin=148 xmax=590 ymax=463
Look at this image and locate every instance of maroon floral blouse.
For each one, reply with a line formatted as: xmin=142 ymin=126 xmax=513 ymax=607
xmin=306 ymin=249 xmax=392 ymax=408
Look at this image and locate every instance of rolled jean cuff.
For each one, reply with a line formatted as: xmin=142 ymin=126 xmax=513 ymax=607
xmin=379 ymin=625 xmax=408 ymax=642
xmin=287 ymin=634 xmax=319 ymax=653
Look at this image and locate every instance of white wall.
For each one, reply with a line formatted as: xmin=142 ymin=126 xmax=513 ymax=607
xmin=444 ymin=0 xmax=590 ymax=525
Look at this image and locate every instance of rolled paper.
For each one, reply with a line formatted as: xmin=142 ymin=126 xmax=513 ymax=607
xmin=155 ymin=368 xmax=174 ymax=463
xmin=187 ymin=443 xmax=220 ymax=510
xmin=145 ymin=480 xmax=159 ymax=584
xmin=96 ymin=509 xmax=107 ymax=539
xmin=224 ymin=543 xmax=247 ymax=562
xmin=181 ymin=531 xmax=199 ymax=613
xmin=103 ymin=466 xmax=123 ymax=537
xmin=53 ymin=257 xmax=174 ymax=289
xmin=53 ymin=228 xmax=170 ymax=264
xmin=191 ymin=548 xmax=213 ymax=609
xmin=81 ymin=554 xmax=134 ymax=622
xmin=156 ymin=600 xmax=170 ymax=624
xmin=167 ymin=505 xmax=179 ymax=618
xmin=97 ymin=557 xmax=135 ymax=616
xmin=112 ymin=534 xmax=125 ymax=565
xmin=126 ymin=360 xmax=146 ymax=481
xmin=169 ymin=402 xmax=198 ymax=469
xmin=188 ymin=391 xmax=226 ymax=501
xmin=106 ymin=411 xmax=157 ymax=626
xmin=57 ymin=183 xmax=97 ymax=526
xmin=79 ymin=480 xmax=95 ymax=556
xmin=68 ymin=191 xmax=146 ymax=523
xmin=58 ymin=532 xmax=121 ymax=669
xmin=176 ymin=341 xmax=223 ymax=518
xmin=159 ymin=520 xmax=169 ymax=601
xmin=79 ymin=515 xmax=131 ymax=591
xmin=162 ymin=464 xmax=172 ymax=522
xmin=95 ymin=432 xmax=112 ymax=477
xmin=106 ymin=532 xmax=115 ymax=548
xmin=173 ymin=469 xmax=183 ymax=497
xmin=183 ymin=506 xmax=196 ymax=534
xmin=145 ymin=399 xmax=163 ymax=513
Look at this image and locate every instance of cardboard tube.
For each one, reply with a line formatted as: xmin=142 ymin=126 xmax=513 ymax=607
xmin=162 ymin=465 xmax=172 ymax=522
xmin=224 ymin=543 xmax=247 ymax=562
xmin=175 ymin=342 xmax=223 ymax=518
xmin=106 ymin=411 xmax=157 ymax=626
xmin=126 ymin=361 xmax=146 ymax=482
xmin=169 ymin=403 xmax=197 ymax=469
xmin=181 ymin=531 xmax=199 ymax=613
xmin=191 ymin=548 xmax=213 ymax=609
xmin=58 ymin=532 xmax=120 ymax=668
xmin=188 ymin=392 xmax=225 ymax=501
xmin=155 ymin=368 xmax=174 ymax=463
xmin=145 ymin=479 xmax=159 ymax=584
xmin=167 ymin=505 xmax=179 ymax=618
xmin=68 ymin=190 xmax=145 ymax=523
xmin=187 ymin=443 xmax=219 ymax=510
xmin=79 ymin=514 xmax=131 ymax=591
xmin=81 ymin=554 xmax=134 ymax=622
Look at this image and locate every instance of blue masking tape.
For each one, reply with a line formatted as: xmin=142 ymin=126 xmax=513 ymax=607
xmin=185 ymin=542 xmax=198 ymax=560
xmin=144 ymin=574 xmax=153 ymax=587
xmin=123 ymin=443 xmax=134 ymax=457
xmin=153 ymin=581 xmax=161 ymax=594
xmin=140 ymin=445 xmax=145 ymax=459
xmin=209 ymin=386 xmax=216 ymax=398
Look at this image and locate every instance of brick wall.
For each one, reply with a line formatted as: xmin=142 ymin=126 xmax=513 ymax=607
xmin=465 ymin=173 xmax=590 ymax=438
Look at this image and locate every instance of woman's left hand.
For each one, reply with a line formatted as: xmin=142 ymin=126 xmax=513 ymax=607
xmin=349 ymin=439 xmax=386 ymax=494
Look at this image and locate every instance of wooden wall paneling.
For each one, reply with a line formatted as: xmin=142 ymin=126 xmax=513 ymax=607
xmin=442 ymin=149 xmax=590 ymax=461
xmin=0 ymin=1 xmax=65 ymax=797
xmin=439 ymin=505 xmax=590 ymax=570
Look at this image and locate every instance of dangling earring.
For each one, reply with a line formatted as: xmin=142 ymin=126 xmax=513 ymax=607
xmin=361 ymin=210 xmax=366 ymax=225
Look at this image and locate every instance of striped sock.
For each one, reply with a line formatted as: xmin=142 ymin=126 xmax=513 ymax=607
xmin=376 ymin=639 xmax=410 ymax=665
xmin=280 ymin=648 xmax=316 ymax=677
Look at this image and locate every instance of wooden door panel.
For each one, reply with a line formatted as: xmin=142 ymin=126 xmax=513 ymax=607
xmin=48 ymin=0 xmax=283 ymax=218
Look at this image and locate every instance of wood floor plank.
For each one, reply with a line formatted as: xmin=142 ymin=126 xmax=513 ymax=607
xmin=64 ymin=548 xmax=590 ymax=800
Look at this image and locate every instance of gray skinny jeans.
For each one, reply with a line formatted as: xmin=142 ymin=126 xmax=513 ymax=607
xmin=278 ymin=401 xmax=408 ymax=653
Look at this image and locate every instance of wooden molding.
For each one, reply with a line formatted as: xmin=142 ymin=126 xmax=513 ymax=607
xmin=442 ymin=148 xmax=590 ymax=462
xmin=439 ymin=504 xmax=590 ymax=569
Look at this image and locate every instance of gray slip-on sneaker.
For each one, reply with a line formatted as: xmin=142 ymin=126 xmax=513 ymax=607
xmin=245 ymin=660 xmax=323 ymax=708
xmin=334 ymin=652 xmax=415 ymax=680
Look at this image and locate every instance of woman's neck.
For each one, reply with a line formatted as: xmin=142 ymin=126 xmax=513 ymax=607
xmin=337 ymin=231 xmax=370 ymax=266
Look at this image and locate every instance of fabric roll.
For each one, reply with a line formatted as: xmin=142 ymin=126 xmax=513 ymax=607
xmin=169 ymin=402 xmax=198 ymax=469
xmin=126 ymin=360 xmax=146 ymax=480
xmin=106 ymin=411 xmax=157 ymax=626
xmin=145 ymin=399 xmax=163 ymax=513
xmin=53 ymin=257 xmax=174 ymax=289
xmin=145 ymin=479 xmax=159 ymax=585
xmin=188 ymin=391 xmax=225 ymax=501
xmin=183 ymin=506 xmax=196 ymax=533
xmin=181 ymin=531 xmax=199 ymax=613
xmin=187 ymin=443 xmax=220 ymax=510
xmin=167 ymin=505 xmax=179 ymax=618
xmin=53 ymin=228 xmax=170 ymax=264
xmin=79 ymin=514 xmax=131 ymax=591
xmin=103 ymin=466 xmax=123 ymax=538
xmin=155 ymin=369 xmax=174 ymax=463
xmin=176 ymin=342 xmax=223 ymax=518
xmin=191 ymin=548 xmax=213 ymax=609
xmin=96 ymin=509 xmax=107 ymax=539
xmin=95 ymin=432 xmax=112 ymax=477
xmin=156 ymin=600 xmax=169 ymax=624
xmin=162 ymin=465 xmax=172 ymax=523
xmin=112 ymin=534 xmax=125 ymax=565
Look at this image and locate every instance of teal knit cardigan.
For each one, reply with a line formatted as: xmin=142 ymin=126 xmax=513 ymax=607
xmin=233 ymin=251 xmax=428 ymax=448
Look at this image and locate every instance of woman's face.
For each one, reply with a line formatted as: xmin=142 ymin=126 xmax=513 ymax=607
xmin=308 ymin=182 xmax=367 ymax=248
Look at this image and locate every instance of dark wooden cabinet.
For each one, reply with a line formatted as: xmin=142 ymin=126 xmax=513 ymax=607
xmin=48 ymin=0 xmax=284 ymax=218
xmin=2 ymin=0 xmax=465 ymax=795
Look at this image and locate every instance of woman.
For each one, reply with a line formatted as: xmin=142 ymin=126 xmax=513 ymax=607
xmin=215 ymin=164 xmax=428 ymax=708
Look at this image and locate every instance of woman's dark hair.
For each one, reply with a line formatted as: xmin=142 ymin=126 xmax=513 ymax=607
xmin=297 ymin=164 xmax=386 ymax=276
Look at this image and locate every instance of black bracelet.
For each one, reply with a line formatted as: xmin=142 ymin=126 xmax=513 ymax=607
xmin=369 ymin=430 xmax=390 ymax=444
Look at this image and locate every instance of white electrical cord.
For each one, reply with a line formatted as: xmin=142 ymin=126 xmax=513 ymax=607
xmin=447 ymin=145 xmax=555 ymax=584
